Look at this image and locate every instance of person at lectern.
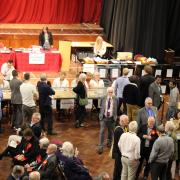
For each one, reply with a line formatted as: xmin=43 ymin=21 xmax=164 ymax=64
xmin=94 ymin=36 xmax=107 ymax=57
xmin=39 ymin=27 xmax=53 ymax=49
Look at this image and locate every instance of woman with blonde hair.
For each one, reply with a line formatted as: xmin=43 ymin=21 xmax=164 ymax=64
xmin=94 ymin=36 xmax=106 ymax=57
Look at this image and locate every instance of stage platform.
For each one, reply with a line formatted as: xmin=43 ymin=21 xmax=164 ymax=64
xmin=0 ymin=23 xmax=104 ymax=48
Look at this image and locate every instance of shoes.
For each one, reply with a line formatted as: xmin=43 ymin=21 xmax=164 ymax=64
xmin=97 ymin=148 xmax=103 ymax=154
xmin=107 ymin=142 xmax=111 ymax=148
xmin=47 ymin=131 xmax=57 ymax=135
xmin=80 ymin=123 xmax=84 ymax=127
xmin=75 ymin=120 xmax=80 ymax=128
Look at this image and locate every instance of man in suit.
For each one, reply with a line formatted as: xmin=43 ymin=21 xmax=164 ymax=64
xmin=112 ymin=115 xmax=129 ymax=180
xmin=37 ymin=73 xmax=56 ymax=135
xmin=139 ymin=65 xmax=155 ymax=107
xmin=136 ymin=97 xmax=158 ymax=130
xmin=38 ymin=144 xmax=59 ymax=180
xmin=136 ymin=116 xmax=158 ymax=179
xmin=97 ymin=87 xmax=118 ymax=154
xmin=149 ymin=75 xmax=163 ymax=109
xmin=10 ymin=70 xmax=23 ymax=128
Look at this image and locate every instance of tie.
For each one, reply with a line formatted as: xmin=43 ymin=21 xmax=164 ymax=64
xmin=107 ymin=98 xmax=111 ymax=117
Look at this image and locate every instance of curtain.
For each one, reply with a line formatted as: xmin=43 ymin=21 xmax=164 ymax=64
xmin=0 ymin=0 xmax=102 ymax=23
xmin=100 ymin=0 xmax=180 ymax=62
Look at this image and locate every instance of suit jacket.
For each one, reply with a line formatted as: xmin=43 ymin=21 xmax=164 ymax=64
xmin=37 ymin=81 xmax=55 ymax=106
xmin=112 ymin=126 xmax=124 ymax=159
xmin=149 ymin=82 xmax=162 ymax=108
xmin=99 ymin=95 xmax=118 ymax=121
xmin=139 ymin=74 xmax=155 ymax=107
xmin=40 ymin=154 xmax=60 ymax=180
xmin=31 ymin=122 xmax=42 ymax=139
xmin=137 ymin=125 xmax=158 ymax=152
xmin=136 ymin=106 xmax=158 ymax=129
xmin=39 ymin=31 xmax=53 ymax=47
xmin=10 ymin=77 xmax=22 ymax=104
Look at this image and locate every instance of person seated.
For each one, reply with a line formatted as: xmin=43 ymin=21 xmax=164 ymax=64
xmin=94 ymin=36 xmax=107 ymax=57
xmin=39 ymin=27 xmax=53 ymax=49
xmin=0 ymin=76 xmax=10 ymax=89
xmin=56 ymin=141 xmax=92 ymax=180
xmin=0 ymin=128 xmax=40 ymax=166
xmin=1 ymin=59 xmax=15 ymax=81
xmin=38 ymin=144 xmax=60 ymax=180
xmin=7 ymin=165 xmax=24 ymax=180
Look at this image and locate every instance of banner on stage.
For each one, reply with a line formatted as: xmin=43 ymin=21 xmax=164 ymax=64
xmin=29 ymin=53 xmax=45 ymax=64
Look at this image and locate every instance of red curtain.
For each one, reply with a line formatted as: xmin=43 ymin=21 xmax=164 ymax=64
xmin=0 ymin=0 xmax=102 ymax=23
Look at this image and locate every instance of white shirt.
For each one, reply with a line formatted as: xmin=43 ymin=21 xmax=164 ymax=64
xmin=118 ymin=132 xmax=141 ymax=160
xmin=52 ymin=77 xmax=69 ymax=90
xmin=20 ymin=81 xmax=37 ymax=107
xmin=89 ymin=79 xmax=104 ymax=89
xmin=1 ymin=63 xmax=15 ymax=81
xmin=0 ymin=80 xmax=10 ymax=89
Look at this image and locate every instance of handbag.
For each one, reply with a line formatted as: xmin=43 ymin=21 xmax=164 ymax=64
xmin=79 ymin=97 xmax=88 ymax=106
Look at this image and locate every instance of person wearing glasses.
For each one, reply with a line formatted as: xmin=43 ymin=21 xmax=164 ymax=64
xmin=136 ymin=97 xmax=158 ymax=130
xmin=97 ymin=87 xmax=118 ymax=154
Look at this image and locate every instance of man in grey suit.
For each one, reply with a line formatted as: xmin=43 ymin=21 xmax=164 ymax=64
xmin=97 ymin=87 xmax=118 ymax=154
xmin=149 ymin=75 xmax=163 ymax=109
xmin=136 ymin=97 xmax=158 ymax=130
xmin=10 ymin=70 xmax=23 ymax=128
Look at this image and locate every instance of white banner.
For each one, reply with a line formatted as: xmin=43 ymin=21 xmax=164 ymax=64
xmin=60 ymin=99 xmax=74 ymax=109
xmin=29 ymin=53 xmax=45 ymax=64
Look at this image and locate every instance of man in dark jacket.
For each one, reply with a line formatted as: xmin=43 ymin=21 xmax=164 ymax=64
xmin=139 ymin=65 xmax=155 ymax=107
xmin=112 ymin=115 xmax=129 ymax=180
xmin=37 ymin=73 xmax=56 ymax=135
xmin=10 ymin=70 xmax=23 ymax=128
xmin=136 ymin=117 xmax=158 ymax=179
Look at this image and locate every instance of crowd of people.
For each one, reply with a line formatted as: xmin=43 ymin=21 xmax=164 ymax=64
xmin=0 ymin=49 xmax=179 ymax=180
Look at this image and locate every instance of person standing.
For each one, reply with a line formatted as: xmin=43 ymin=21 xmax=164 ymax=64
xmin=149 ymin=75 xmax=163 ymax=109
xmin=136 ymin=97 xmax=158 ymax=130
xmin=1 ymin=59 xmax=15 ymax=81
xmin=136 ymin=117 xmax=158 ymax=179
xmin=20 ymin=73 xmax=38 ymax=125
xmin=139 ymin=65 xmax=155 ymax=107
xmin=114 ymin=68 xmax=130 ymax=115
xmin=118 ymin=121 xmax=141 ymax=180
xmin=112 ymin=115 xmax=129 ymax=180
xmin=73 ymin=73 xmax=88 ymax=128
xmin=123 ymin=75 xmax=140 ymax=122
xmin=97 ymin=87 xmax=118 ymax=154
xmin=39 ymin=26 xmax=53 ymax=49
xmin=10 ymin=70 xmax=23 ymax=129
xmin=149 ymin=124 xmax=174 ymax=180
xmin=166 ymin=79 xmax=179 ymax=120
xmin=37 ymin=73 xmax=56 ymax=135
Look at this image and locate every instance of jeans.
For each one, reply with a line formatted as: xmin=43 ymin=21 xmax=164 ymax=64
xmin=166 ymin=106 xmax=177 ymax=120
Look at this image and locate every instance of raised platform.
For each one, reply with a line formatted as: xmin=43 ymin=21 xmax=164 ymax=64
xmin=0 ymin=23 xmax=104 ymax=48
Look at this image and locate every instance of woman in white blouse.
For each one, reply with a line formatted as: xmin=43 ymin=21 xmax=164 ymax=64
xmin=94 ymin=36 xmax=107 ymax=57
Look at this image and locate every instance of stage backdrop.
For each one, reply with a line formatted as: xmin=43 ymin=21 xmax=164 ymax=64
xmin=0 ymin=0 xmax=102 ymax=23
xmin=100 ymin=0 xmax=180 ymax=62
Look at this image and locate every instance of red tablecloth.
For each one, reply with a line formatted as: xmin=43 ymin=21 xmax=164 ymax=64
xmin=0 ymin=52 xmax=16 ymax=68
xmin=15 ymin=52 xmax=62 ymax=72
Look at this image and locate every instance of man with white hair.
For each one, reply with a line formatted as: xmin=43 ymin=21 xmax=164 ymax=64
xmin=38 ymin=144 xmax=59 ymax=180
xmin=136 ymin=116 xmax=158 ymax=179
xmin=29 ymin=171 xmax=40 ymax=180
xmin=114 ymin=68 xmax=130 ymax=115
xmin=37 ymin=73 xmax=56 ymax=135
xmin=98 ymin=87 xmax=118 ymax=154
xmin=118 ymin=121 xmax=140 ymax=180
xmin=112 ymin=115 xmax=129 ymax=180
xmin=136 ymin=97 xmax=158 ymax=130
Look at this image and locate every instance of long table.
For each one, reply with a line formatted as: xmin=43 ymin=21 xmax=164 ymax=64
xmin=0 ymin=51 xmax=62 ymax=72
